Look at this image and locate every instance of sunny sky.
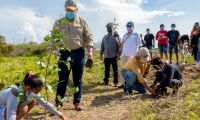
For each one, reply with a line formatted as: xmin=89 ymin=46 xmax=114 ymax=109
xmin=0 ymin=0 xmax=199 ymax=44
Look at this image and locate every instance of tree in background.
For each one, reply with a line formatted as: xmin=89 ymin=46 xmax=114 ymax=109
xmin=0 ymin=35 xmax=13 ymax=56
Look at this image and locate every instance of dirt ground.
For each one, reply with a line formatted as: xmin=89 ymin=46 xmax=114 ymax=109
xmin=25 ymin=65 xmax=200 ymax=120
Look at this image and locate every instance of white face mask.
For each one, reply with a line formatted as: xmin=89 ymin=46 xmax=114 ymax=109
xmin=171 ymin=27 xmax=176 ymax=30
xmin=127 ymin=27 xmax=133 ymax=33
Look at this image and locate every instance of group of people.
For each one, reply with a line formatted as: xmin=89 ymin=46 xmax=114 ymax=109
xmin=0 ymin=0 xmax=199 ymax=120
xmin=100 ymin=21 xmax=184 ymax=95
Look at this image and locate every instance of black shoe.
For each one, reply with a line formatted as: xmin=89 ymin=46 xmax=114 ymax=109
xmin=118 ymin=85 xmax=124 ymax=89
xmin=128 ymin=90 xmax=133 ymax=95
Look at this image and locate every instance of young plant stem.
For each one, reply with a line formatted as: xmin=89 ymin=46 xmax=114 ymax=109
xmin=44 ymin=50 xmax=52 ymax=120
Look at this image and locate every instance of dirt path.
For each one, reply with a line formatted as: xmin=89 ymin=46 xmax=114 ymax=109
xmin=25 ymin=65 xmax=200 ymax=120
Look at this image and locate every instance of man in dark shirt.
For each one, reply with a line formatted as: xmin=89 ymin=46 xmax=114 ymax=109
xmin=100 ymin=22 xmax=120 ymax=86
xmin=144 ymin=28 xmax=155 ymax=58
xmin=167 ymin=24 xmax=180 ymax=64
xmin=150 ymin=57 xmax=183 ymax=97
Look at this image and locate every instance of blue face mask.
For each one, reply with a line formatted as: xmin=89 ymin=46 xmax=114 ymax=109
xmin=65 ymin=11 xmax=76 ymax=20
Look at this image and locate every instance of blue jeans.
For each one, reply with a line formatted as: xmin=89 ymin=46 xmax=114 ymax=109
xmin=121 ymin=70 xmax=146 ymax=93
xmin=56 ymin=48 xmax=85 ymax=105
xmin=158 ymin=44 xmax=168 ymax=53
xmin=197 ymin=39 xmax=200 ymax=62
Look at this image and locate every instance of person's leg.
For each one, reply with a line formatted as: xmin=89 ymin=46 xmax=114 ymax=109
xmin=193 ymin=46 xmax=198 ymax=62
xmin=197 ymin=47 xmax=200 ymax=63
xmin=174 ymin=44 xmax=179 ymax=64
xmin=122 ymin=71 xmax=137 ymax=93
xmin=104 ymin=58 xmax=111 ymax=85
xmin=164 ymin=44 xmax=169 ymax=61
xmin=111 ymin=57 xmax=118 ymax=86
xmin=179 ymin=44 xmax=185 ymax=64
xmin=16 ymin=101 xmax=37 ymax=120
xmin=169 ymin=44 xmax=173 ymax=63
xmin=170 ymin=79 xmax=183 ymax=95
xmin=134 ymin=82 xmax=146 ymax=93
xmin=159 ymin=45 xmax=164 ymax=60
xmin=71 ymin=49 xmax=85 ymax=107
xmin=55 ymin=60 xmax=70 ymax=106
xmin=148 ymin=46 xmax=153 ymax=59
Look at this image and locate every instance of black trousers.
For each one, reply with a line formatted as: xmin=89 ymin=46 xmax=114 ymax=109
xmin=55 ymin=48 xmax=85 ymax=105
xmin=192 ymin=46 xmax=198 ymax=61
xmin=104 ymin=57 xmax=118 ymax=84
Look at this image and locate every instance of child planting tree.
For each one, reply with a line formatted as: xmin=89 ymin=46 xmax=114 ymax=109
xmin=0 ymin=72 xmax=68 ymax=120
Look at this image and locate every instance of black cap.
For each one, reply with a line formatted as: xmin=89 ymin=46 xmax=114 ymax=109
xmin=146 ymin=28 xmax=150 ymax=31
xmin=126 ymin=21 xmax=134 ymax=27
xmin=106 ymin=22 xmax=113 ymax=27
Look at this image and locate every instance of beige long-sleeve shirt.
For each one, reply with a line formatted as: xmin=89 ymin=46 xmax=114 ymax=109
xmin=50 ymin=16 xmax=94 ymax=51
xmin=122 ymin=56 xmax=151 ymax=86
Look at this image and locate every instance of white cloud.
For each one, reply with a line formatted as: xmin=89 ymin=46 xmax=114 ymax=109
xmin=93 ymin=0 xmax=184 ymax=24
xmin=0 ymin=7 xmax=54 ymax=43
xmin=168 ymin=11 xmax=185 ymax=17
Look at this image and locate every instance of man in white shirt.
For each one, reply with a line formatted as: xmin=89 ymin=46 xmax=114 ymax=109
xmin=119 ymin=21 xmax=142 ymax=88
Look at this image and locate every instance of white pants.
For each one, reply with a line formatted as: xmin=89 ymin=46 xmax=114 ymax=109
xmin=120 ymin=56 xmax=131 ymax=85
xmin=0 ymin=107 xmax=5 ymax=120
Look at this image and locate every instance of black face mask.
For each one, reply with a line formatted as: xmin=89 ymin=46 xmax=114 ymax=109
xmin=107 ymin=26 xmax=113 ymax=34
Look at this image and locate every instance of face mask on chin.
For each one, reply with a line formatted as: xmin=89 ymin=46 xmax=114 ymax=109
xmin=127 ymin=27 xmax=133 ymax=33
xmin=171 ymin=27 xmax=176 ymax=30
xmin=107 ymin=27 xmax=113 ymax=34
xmin=65 ymin=11 xmax=76 ymax=20
xmin=160 ymin=27 xmax=164 ymax=30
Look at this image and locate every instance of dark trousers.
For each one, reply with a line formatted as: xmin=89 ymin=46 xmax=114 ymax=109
xmin=192 ymin=46 xmax=198 ymax=61
xmin=55 ymin=48 xmax=85 ymax=105
xmin=104 ymin=57 xmax=118 ymax=84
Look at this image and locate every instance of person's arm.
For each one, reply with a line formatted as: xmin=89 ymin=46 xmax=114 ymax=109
xmin=82 ymin=19 xmax=94 ymax=60
xmin=133 ymin=68 xmax=155 ymax=94
xmin=100 ymin=38 xmax=104 ymax=60
xmin=34 ymin=94 xmax=65 ymax=119
xmin=6 ymin=89 xmax=18 ymax=120
xmin=152 ymin=35 xmax=155 ymax=48
xmin=137 ymin=33 xmax=143 ymax=48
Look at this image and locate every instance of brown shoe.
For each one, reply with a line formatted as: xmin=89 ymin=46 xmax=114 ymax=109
xmin=75 ymin=103 xmax=83 ymax=111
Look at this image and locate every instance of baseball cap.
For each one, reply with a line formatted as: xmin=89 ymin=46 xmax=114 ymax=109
xmin=137 ymin=47 xmax=150 ymax=62
xmin=126 ymin=21 xmax=134 ymax=27
xmin=65 ymin=0 xmax=78 ymax=11
xmin=106 ymin=22 xmax=113 ymax=27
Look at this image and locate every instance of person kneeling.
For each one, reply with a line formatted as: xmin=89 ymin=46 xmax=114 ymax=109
xmin=121 ymin=47 xmax=155 ymax=95
xmin=150 ymin=57 xmax=183 ymax=97
xmin=0 ymin=72 xmax=68 ymax=120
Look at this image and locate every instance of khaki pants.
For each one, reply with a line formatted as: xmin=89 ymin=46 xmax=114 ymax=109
xmin=120 ymin=56 xmax=130 ymax=85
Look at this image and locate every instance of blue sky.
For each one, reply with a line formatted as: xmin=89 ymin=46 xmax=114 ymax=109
xmin=0 ymin=0 xmax=199 ymax=43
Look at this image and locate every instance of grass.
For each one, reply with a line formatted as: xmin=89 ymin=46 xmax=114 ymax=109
xmin=0 ymin=53 xmax=200 ymax=120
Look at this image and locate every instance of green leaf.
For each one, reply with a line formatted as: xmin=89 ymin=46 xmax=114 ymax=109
xmin=44 ymin=35 xmax=52 ymax=42
xmin=57 ymin=95 xmax=62 ymax=102
xmin=17 ymin=93 xmax=24 ymax=103
xmin=60 ymin=19 xmax=69 ymax=25
xmin=46 ymin=84 xmax=54 ymax=94
xmin=61 ymin=97 xmax=68 ymax=103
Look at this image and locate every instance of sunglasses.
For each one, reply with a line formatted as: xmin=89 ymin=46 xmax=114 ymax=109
xmin=127 ymin=25 xmax=133 ymax=28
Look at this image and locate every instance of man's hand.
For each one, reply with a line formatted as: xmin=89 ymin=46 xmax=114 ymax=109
xmin=86 ymin=59 xmax=93 ymax=68
xmin=147 ymin=87 xmax=156 ymax=95
xmin=100 ymin=56 xmax=103 ymax=61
